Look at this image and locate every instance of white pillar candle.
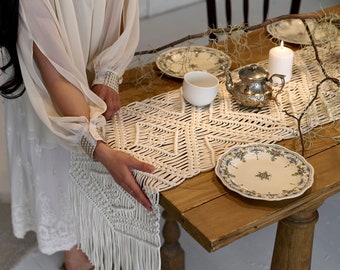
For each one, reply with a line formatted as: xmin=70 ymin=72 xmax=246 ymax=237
xmin=268 ymin=41 xmax=294 ymax=83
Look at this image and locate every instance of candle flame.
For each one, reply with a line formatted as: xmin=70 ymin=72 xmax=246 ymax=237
xmin=280 ymin=40 xmax=284 ymax=49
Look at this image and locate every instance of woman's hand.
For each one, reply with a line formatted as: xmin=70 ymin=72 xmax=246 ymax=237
xmin=92 ymin=84 xmax=121 ymax=119
xmin=94 ymin=141 xmax=155 ymax=211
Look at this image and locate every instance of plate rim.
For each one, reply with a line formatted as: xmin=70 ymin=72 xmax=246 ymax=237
xmin=266 ymin=18 xmax=338 ymax=45
xmin=215 ymin=143 xmax=315 ymax=201
xmin=156 ymin=45 xmax=231 ymax=79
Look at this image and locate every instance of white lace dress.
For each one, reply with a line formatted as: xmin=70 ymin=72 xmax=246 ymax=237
xmin=5 ymin=0 xmax=139 ymax=255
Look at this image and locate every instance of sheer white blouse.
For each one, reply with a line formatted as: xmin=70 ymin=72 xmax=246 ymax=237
xmin=5 ymin=0 xmax=139 ymax=255
xmin=17 ymin=0 xmax=139 ymax=151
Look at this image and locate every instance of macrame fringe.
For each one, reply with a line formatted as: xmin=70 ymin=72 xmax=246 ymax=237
xmin=70 ymin=159 xmax=161 ymax=270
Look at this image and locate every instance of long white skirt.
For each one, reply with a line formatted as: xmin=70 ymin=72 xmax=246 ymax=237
xmin=5 ymin=93 xmax=77 ymax=255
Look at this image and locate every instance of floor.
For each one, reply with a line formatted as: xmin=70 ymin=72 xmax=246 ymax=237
xmin=10 ymin=0 xmax=340 ymax=269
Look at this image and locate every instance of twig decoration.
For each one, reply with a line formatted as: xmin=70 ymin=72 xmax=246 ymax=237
xmin=284 ymin=77 xmax=340 ymax=156
xmin=283 ymin=17 xmax=340 ymax=156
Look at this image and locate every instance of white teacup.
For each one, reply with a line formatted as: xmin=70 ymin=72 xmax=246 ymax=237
xmin=182 ymin=71 xmax=219 ymax=107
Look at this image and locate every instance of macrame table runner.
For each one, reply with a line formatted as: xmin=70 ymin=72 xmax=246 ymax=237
xmin=70 ymin=40 xmax=340 ymax=270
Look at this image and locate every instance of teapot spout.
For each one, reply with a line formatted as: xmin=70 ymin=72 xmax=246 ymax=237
xmin=225 ymin=70 xmax=234 ymax=93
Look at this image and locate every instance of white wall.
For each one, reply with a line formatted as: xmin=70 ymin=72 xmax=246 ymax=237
xmin=139 ymin=0 xmax=202 ymax=18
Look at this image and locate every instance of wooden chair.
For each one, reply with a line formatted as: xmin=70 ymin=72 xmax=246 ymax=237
xmin=206 ymin=0 xmax=301 ymax=28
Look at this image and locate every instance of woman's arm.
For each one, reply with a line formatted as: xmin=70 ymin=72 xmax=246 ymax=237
xmin=33 ymin=42 xmax=121 ymax=120
xmin=33 ymin=43 xmax=154 ymax=211
xmin=33 ymin=43 xmax=90 ymax=118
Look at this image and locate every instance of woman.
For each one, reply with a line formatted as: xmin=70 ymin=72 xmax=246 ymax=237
xmin=0 ymin=1 xmax=154 ymax=269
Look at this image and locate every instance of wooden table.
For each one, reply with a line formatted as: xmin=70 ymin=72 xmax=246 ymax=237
xmin=120 ymin=5 xmax=340 ymax=270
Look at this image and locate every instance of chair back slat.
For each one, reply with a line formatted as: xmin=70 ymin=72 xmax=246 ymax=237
xmin=226 ymin=0 xmax=231 ymax=25
xmin=206 ymin=0 xmax=301 ymax=28
xmin=290 ymin=0 xmax=301 ymax=14
xmin=243 ymin=0 xmax=249 ymax=25
xmin=263 ymin=0 xmax=270 ymax=22
xmin=207 ymin=0 xmax=217 ymax=28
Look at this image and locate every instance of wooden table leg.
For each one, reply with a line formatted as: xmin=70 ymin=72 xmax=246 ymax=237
xmin=271 ymin=203 xmax=323 ymax=270
xmin=161 ymin=210 xmax=185 ymax=270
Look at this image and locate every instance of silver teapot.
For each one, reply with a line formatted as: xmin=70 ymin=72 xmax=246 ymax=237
xmin=225 ymin=64 xmax=285 ymax=108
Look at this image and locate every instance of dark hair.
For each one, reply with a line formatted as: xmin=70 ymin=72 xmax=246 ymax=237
xmin=0 ymin=0 xmax=25 ymax=98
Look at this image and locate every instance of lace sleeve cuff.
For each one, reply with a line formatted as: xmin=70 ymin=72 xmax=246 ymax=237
xmin=80 ymin=132 xmax=97 ymax=159
xmin=92 ymin=70 xmax=121 ymax=93
xmin=103 ymin=71 xmax=120 ymax=93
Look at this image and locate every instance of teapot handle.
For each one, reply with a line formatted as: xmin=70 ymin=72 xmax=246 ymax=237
xmin=267 ymin=74 xmax=285 ymax=106
xmin=268 ymin=73 xmax=285 ymax=97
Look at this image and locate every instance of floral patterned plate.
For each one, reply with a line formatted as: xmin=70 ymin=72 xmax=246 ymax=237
xmin=215 ymin=143 xmax=314 ymax=201
xmin=266 ymin=19 xmax=338 ymax=45
xmin=156 ymin=46 xmax=231 ymax=79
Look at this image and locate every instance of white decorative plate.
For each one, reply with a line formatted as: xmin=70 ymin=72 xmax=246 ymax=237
xmin=215 ymin=144 xmax=314 ymax=201
xmin=267 ymin=19 xmax=338 ymax=45
xmin=156 ymin=46 xmax=231 ymax=79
